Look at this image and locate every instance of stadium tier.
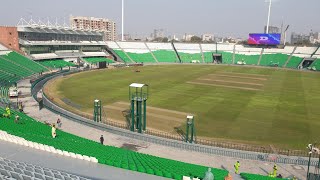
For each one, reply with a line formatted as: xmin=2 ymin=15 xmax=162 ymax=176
xmin=83 ymin=57 xmax=114 ymax=64
xmin=146 ymin=43 xmax=179 ymax=63
xmin=310 ymin=59 xmax=320 ymax=70
xmin=0 ymin=157 xmax=90 ymax=180
xmin=178 ymin=51 xmax=203 ymax=63
xmin=126 ymin=51 xmax=157 ymax=63
xmin=0 ymin=51 xmax=48 ymax=74
xmin=0 ymin=86 xmax=9 ymax=104
xmin=285 ymin=55 xmax=304 ymax=69
xmin=0 ymin=107 xmax=229 ymax=180
xmin=113 ymin=49 xmax=133 ymax=63
xmin=151 ymin=50 xmax=179 ymax=63
xmin=174 ymin=43 xmax=202 ymax=63
xmin=259 ymin=53 xmax=289 ymax=67
xmin=38 ymin=59 xmax=75 ymax=69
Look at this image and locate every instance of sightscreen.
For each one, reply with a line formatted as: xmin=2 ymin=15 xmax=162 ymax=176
xmin=248 ymin=33 xmax=281 ymax=45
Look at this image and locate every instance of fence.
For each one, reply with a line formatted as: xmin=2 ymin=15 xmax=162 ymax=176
xmin=36 ymin=69 xmax=319 ymax=166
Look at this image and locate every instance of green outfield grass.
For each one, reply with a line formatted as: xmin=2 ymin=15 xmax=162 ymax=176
xmin=50 ymin=65 xmax=320 ymax=149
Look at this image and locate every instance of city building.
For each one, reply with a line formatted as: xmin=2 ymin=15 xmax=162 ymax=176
xmin=183 ymin=34 xmax=195 ymax=41
xmin=264 ymin=26 xmax=280 ymax=34
xmin=70 ymin=16 xmax=116 ymax=41
xmin=291 ymin=32 xmax=310 ymax=44
xmin=153 ymin=29 xmax=165 ymax=39
xmin=202 ymin=34 xmax=214 ymax=41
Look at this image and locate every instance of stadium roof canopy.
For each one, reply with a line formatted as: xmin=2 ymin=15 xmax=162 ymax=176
xmin=17 ymin=26 xmax=103 ymax=36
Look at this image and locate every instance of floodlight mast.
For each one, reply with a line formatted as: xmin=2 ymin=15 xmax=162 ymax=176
xmin=266 ymin=0 xmax=272 ymax=34
xmin=122 ymin=0 xmax=124 ymax=41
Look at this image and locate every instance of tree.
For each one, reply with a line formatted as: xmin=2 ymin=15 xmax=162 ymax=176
xmin=162 ymin=37 xmax=168 ymax=42
xmin=190 ymin=36 xmax=202 ymax=43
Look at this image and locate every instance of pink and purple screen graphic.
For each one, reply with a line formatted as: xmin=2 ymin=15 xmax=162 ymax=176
xmin=248 ymin=34 xmax=281 ymax=45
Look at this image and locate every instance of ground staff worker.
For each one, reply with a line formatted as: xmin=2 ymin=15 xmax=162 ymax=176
xmin=234 ymin=161 xmax=240 ymax=174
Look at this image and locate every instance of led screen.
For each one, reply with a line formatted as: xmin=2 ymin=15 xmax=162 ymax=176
xmin=248 ymin=33 xmax=281 ymax=45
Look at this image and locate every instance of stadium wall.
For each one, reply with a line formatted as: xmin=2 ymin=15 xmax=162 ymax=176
xmin=0 ymin=26 xmax=20 ymax=52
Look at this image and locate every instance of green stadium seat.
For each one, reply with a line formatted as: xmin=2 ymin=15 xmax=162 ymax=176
xmin=38 ymin=59 xmax=75 ymax=69
xmin=83 ymin=57 xmax=114 ymax=64
xmin=285 ymin=56 xmax=303 ymax=69
xmin=234 ymin=54 xmax=260 ymax=65
xmin=178 ymin=52 xmax=202 ymax=63
xmin=0 ymin=107 xmax=228 ymax=179
xmin=113 ymin=50 xmax=132 ymax=63
xmin=240 ymin=172 xmax=284 ymax=180
xmin=152 ymin=50 xmax=179 ymax=63
xmin=260 ymin=54 xmax=289 ymax=67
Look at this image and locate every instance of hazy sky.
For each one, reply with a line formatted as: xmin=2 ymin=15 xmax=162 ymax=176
xmin=0 ymin=0 xmax=319 ymax=38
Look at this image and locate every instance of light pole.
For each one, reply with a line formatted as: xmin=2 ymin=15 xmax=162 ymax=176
xmin=266 ymin=0 xmax=272 ymax=34
xmin=307 ymin=143 xmax=314 ymax=180
xmin=284 ymin=25 xmax=290 ymax=46
xmin=307 ymin=143 xmax=320 ymax=180
xmin=121 ymin=0 xmax=124 ymax=41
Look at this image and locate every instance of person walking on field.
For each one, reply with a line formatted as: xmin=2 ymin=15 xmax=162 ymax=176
xmin=51 ymin=123 xmax=57 ymax=138
xmin=224 ymin=173 xmax=233 ymax=180
xmin=100 ymin=135 xmax=104 ymax=145
xmin=57 ymin=118 xmax=62 ymax=128
xmin=234 ymin=161 xmax=240 ymax=174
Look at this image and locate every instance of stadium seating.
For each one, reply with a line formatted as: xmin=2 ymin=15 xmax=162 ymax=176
xmin=259 ymin=53 xmax=289 ymax=67
xmin=285 ymin=55 xmax=304 ymax=69
xmin=151 ymin=50 xmax=179 ymax=63
xmin=125 ymin=50 xmax=157 ymax=63
xmin=234 ymin=53 xmax=260 ymax=65
xmin=38 ymin=59 xmax=75 ymax=69
xmin=0 ymin=86 xmax=10 ymax=104
xmin=174 ymin=43 xmax=202 ymax=63
xmin=0 ymin=107 xmax=228 ymax=180
xmin=0 ymin=52 xmax=48 ymax=74
xmin=0 ymin=70 xmax=20 ymax=84
xmin=219 ymin=51 xmax=234 ymax=64
xmin=294 ymin=47 xmax=317 ymax=56
xmin=0 ymin=156 xmax=90 ymax=180
xmin=240 ymin=173 xmax=284 ymax=180
xmin=0 ymin=57 xmax=34 ymax=82
xmin=310 ymin=59 xmax=320 ymax=71
xmin=83 ymin=57 xmax=114 ymax=64
xmin=113 ymin=49 xmax=132 ymax=63
xmin=146 ymin=43 xmax=179 ymax=63
xmin=115 ymin=42 xmax=157 ymax=63
xmin=178 ymin=51 xmax=203 ymax=63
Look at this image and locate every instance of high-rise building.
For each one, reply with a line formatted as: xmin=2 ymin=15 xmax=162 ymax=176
xmin=264 ymin=26 xmax=280 ymax=34
xmin=183 ymin=34 xmax=195 ymax=41
xmin=202 ymin=34 xmax=214 ymax=41
xmin=153 ymin=29 xmax=165 ymax=39
xmin=291 ymin=32 xmax=310 ymax=44
xmin=70 ymin=16 xmax=116 ymax=41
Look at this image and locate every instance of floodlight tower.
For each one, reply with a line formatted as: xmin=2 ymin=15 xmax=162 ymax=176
xmin=122 ymin=0 xmax=124 ymax=41
xmin=93 ymin=99 xmax=102 ymax=122
xmin=185 ymin=115 xmax=195 ymax=143
xmin=129 ymin=83 xmax=149 ymax=133
xmin=266 ymin=0 xmax=272 ymax=34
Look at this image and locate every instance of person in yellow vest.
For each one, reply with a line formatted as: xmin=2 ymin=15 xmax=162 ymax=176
xmin=51 ymin=123 xmax=56 ymax=138
xmin=2 ymin=106 xmax=11 ymax=118
xmin=272 ymin=164 xmax=278 ymax=177
xmin=234 ymin=161 xmax=240 ymax=174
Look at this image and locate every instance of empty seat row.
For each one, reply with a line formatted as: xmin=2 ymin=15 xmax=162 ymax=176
xmin=0 ymin=157 xmax=90 ymax=180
